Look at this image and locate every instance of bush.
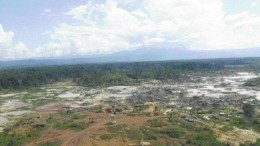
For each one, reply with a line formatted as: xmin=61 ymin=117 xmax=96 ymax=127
xmin=249 ymin=138 xmax=260 ymax=146
xmin=244 ymin=78 xmax=260 ymax=87
xmin=148 ymin=119 xmax=167 ymax=127
xmin=162 ymin=127 xmax=184 ymax=138
xmin=153 ymin=142 xmax=164 ymax=146
xmin=100 ymin=134 xmax=113 ymax=140
xmin=186 ymin=130 xmax=225 ymax=146
xmin=0 ymin=132 xmax=26 ymax=146
xmin=242 ymin=104 xmax=255 ymax=118
xmin=72 ymin=114 xmax=81 ymax=120
xmin=126 ymin=128 xmax=143 ymax=143
xmin=54 ymin=122 xmax=86 ymax=131
xmin=142 ymin=129 xmax=159 ymax=140
xmin=39 ymin=141 xmax=60 ymax=146
xmin=220 ymin=125 xmax=234 ymax=132
xmin=255 ymin=139 xmax=260 ymax=146
xmin=107 ymin=124 xmax=125 ymax=133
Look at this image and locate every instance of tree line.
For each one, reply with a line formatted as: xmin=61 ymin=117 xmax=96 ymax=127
xmin=0 ymin=59 xmax=246 ymax=89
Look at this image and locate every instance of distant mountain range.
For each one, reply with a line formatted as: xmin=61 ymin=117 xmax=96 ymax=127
xmin=0 ymin=47 xmax=259 ymax=69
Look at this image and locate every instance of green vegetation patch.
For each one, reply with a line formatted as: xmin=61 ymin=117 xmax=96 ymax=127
xmin=54 ymin=121 xmax=87 ymax=131
xmin=126 ymin=128 xmax=143 ymax=143
xmin=99 ymin=134 xmax=113 ymax=140
xmin=0 ymin=59 xmax=234 ymax=89
xmin=161 ymin=127 xmax=185 ymax=138
xmin=0 ymin=126 xmax=45 ymax=146
xmin=244 ymin=78 xmax=260 ymax=87
xmin=141 ymin=129 xmax=159 ymax=140
xmin=107 ymin=124 xmax=126 ymax=134
xmin=152 ymin=142 xmax=164 ymax=146
xmin=147 ymin=119 xmax=167 ymax=127
xmin=186 ymin=128 xmax=225 ymax=146
xmin=0 ymin=132 xmax=26 ymax=146
xmin=253 ymin=138 xmax=260 ymax=146
xmin=220 ymin=125 xmax=234 ymax=132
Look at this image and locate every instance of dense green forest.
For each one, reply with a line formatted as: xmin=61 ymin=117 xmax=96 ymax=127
xmin=0 ymin=58 xmax=258 ymax=89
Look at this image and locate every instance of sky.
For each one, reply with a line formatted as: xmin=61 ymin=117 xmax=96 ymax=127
xmin=0 ymin=0 xmax=260 ymax=60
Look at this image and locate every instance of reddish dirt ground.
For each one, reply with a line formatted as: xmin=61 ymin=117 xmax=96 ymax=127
xmin=25 ymin=130 xmax=76 ymax=146
xmin=26 ymin=111 xmax=160 ymax=146
xmin=116 ymin=115 xmax=158 ymax=127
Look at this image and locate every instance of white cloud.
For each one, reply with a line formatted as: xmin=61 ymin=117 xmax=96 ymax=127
xmin=225 ymin=12 xmax=260 ymax=48
xmin=0 ymin=24 xmax=33 ymax=60
xmin=3 ymin=0 xmax=260 ymax=60
xmin=42 ymin=0 xmax=260 ymax=57
xmin=42 ymin=8 xmax=53 ymax=16
xmin=0 ymin=25 xmax=14 ymax=45
xmin=251 ymin=1 xmax=258 ymax=7
xmin=44 ymin=9 xmax=51 ymax=13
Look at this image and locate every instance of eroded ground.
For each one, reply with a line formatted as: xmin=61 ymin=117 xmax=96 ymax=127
xmin=0 ymin=72 xmax=260 ymax=146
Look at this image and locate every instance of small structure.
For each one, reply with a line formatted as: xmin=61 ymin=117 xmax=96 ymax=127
xmin=185 ymin=118 xmax=194 ymax=123
xmin=111 ymin=114 xmax=116 ymax=124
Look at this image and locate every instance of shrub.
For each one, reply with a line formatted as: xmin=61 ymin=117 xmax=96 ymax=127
xmin=148 ymin=119 xmax=167 ymax=127
xmin=107 ymin=124 xmax=125 ymax=133
xmin=72 ymin=114 xmax=81 ymax=120
xmin=220 ymin=125 xmax=234 ymax=132
xmin=0 ymin=132 xmax=26 ymax=146
xmin=161 ymin=127 xmax=184 ymax=138
xmin=126 ymin=128 xmax=143 ymax=143
xmin=242 ymin=104 xmax=255 ymax=118
xmin=142 ymin=129 xmax=159 ymax=140
xmin=54 ymin=122 xmax=86 ymax=131
xmin=100 ymin=134 xmax=113 ymax=140
xmin=153 ymin=142 xmax=164 ymax=146
xmin=186 ymin=130 xmax=225 ymax=146
xmin=39 ymin=141 xmax=60 ymax=146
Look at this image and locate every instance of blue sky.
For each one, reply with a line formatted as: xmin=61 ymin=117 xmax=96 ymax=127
xmin=0 ymin=0 xmax=86 ymax=47
xmin=0 ymin=0 xmax=260 ymax=60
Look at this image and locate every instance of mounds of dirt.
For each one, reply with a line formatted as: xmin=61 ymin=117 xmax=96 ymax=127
xmin=35 ymin=103 xmax=68 ymax=114
xmin=217 ymin=127 xmax=260 ymax=146
xmin=36 ymin=102 xmax=85 ymax=115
